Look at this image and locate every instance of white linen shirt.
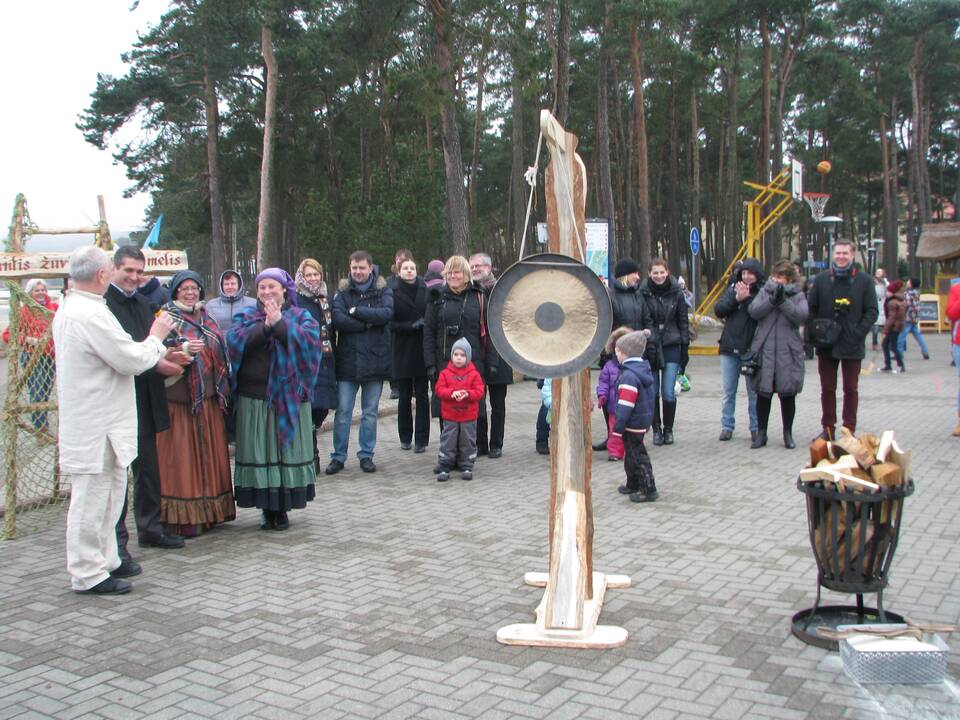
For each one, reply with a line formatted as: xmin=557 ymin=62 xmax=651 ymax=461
xmin=52 ymin=289 xmax=166 ymax=474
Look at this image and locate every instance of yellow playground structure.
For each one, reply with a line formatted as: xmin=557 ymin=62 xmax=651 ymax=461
xmin=689 ymin=159 xmax=806 ymax=355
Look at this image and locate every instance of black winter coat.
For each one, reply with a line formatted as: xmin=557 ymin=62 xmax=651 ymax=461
xmin=639 ymin=277 xmax=689 ymax=350
xmin=608 ymin=278 xmax=645 ymax=331
xmin=388 ymin=276 xmax=428 ymax=380
xmin=715 ymin=258 xmax=765 ymax=357
xmin=331 ymin=270 xmax=394 ymax=381
xmin=296 ymin=291 xmax=337 ymax=409
xmin=105 ymin=284 xmax=170 ymax=435
xmin=423 ymin=283 xmax=498 ymax=379
xmin=807 ymin=267 xmax=878 ymax=360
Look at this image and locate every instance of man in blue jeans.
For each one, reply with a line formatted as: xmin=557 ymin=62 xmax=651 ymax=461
xmin=897 ymin=277 xmax=930 ymax=360
xmin=713 ymin=258 xmax=764 ymax=443
xmin=326 ymin=251 xmax=394 ymax=475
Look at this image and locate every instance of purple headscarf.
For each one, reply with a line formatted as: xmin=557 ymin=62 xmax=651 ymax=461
xmin=255 ymin=267 xmax=298 ymax=306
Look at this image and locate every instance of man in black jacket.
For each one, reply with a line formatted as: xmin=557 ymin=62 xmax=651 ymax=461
xmin=107 ymin=246 xmax=188 ymax=562
xmin=807 ymin=239 xmax=878 ymax=438
xmin=326 ymin=251 xmax=394 ymax=475
xmin=714 ymin=258 xmax=764 ymax=442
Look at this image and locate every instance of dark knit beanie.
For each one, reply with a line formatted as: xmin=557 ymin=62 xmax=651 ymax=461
xmin=614 ymin=258 xmax=640 ymax=279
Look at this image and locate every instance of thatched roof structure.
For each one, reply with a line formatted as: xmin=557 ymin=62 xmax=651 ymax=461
xmin=916 ymin=222 xmax=960 ymax=261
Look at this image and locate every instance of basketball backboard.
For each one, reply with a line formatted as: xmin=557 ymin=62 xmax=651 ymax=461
xmin=791 ymin=157 xmax=803 ymax=200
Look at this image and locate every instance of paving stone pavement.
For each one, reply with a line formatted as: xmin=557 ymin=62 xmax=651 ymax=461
xmin=1 ymin=332 xmax=958 ymax=719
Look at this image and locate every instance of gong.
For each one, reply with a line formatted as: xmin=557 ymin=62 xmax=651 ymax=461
xmin=488 ymin=253 xmax=612 ymax=378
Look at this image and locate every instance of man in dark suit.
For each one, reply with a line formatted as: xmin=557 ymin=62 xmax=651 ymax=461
xmin=107 ymin=246 xmax=189 ymax=564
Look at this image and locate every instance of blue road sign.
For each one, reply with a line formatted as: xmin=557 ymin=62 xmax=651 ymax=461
xmin=689 ymin=227 xmax=701 ymax=256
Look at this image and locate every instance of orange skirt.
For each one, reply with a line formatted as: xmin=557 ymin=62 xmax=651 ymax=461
xmin=156 ymin=398 xmax=235 ymax=536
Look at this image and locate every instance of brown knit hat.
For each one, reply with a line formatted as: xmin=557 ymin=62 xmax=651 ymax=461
xmin=604 ymin=326 xmax=634 ymax=355
xmin=615 ymin=329 xmax=652 ymax=358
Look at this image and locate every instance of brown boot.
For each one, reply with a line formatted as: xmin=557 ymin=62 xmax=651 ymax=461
xmin=953 ymin=413 xmax=960 ymax=437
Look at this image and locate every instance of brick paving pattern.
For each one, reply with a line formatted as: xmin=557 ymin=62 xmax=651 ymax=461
xmin=1 ymin=332 xmax=958 ymax=719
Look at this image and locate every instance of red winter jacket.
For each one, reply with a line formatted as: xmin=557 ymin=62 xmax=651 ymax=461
xmin=435 ymin=360 xmax=485 ymax=422
xmin=947 ymin=282 xmax=960 ymax=346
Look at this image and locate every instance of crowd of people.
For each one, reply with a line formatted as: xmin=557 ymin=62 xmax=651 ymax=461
xmin=4 ymin=238 xmax=954 ymax=595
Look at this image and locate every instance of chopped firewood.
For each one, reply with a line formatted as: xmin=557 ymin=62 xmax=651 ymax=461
xmin=869 ymin=462 xmax=902 ymax=489
xmin=809 ymin=438 xmax=831 ymax=467
xmin=834 ymin=427 xmax=878 ymax=468
xmin=876 ymin=430 xmax=912 ymax=481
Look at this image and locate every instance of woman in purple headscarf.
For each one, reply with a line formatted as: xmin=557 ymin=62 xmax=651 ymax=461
xmin=226 ymin=268 xmax=321 ymax=531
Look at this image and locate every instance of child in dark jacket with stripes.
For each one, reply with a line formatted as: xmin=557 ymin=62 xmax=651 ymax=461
xmin=611 ymin=330 xmax=658 ymax=502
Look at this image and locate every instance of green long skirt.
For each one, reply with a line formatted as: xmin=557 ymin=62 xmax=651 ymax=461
xmin=233 ymin=396 xmax=316 ymax=511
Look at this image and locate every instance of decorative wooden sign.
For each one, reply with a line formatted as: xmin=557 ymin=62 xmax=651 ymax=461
xmin=0 ymin=249 xmax=188 ymax=279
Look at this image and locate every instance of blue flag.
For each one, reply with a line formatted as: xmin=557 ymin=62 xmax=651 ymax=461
xmin=142 ymin=214 xmax=163 ymax=249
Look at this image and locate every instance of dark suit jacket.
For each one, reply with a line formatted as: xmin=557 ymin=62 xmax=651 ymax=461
xmin=105 ymin=284 xmax=170 ymax=436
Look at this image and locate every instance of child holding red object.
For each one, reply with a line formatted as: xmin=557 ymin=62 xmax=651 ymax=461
xmin=596 ymin=326 xmax=632 ymax=461
xmin=435 ymin=338 xmax=486 ymax=481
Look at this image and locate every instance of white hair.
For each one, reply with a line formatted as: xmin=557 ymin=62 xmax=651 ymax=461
xmin=469 ymin=252 xmax=492 ymax=267
xmin=69 ymin=246 xmax=111 ymax=282
xmin=24 ymin=278 xmax=46 ymax=294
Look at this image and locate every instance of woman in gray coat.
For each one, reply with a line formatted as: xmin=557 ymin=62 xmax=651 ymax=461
xmin=747 ymin=260 xmax=809 ymax=449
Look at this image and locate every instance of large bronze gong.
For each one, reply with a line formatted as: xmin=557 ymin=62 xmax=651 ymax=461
xmin=488 ymin=253 xmax=612 ymax=378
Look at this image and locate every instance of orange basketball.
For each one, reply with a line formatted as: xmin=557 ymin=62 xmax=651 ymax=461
xmin=817 ymin=160 xmax=832 ymax=174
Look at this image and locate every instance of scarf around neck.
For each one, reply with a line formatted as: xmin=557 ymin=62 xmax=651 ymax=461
xmin=226 ymin=304 xmax=320 ymax=448
xmin=163 ymin=303 xmax=230 ymax=415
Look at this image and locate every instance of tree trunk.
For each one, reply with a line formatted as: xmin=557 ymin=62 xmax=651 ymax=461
xmin=630 ymin=18 xmax=652 ymax=265
xmin=690 ymin=84 xmax=700 ymax=253
xmin=596 ymin=12 xmax=616 ymax=253
xmin=668 ymin=78 xmax=680 ymax=273
xmin=429 ymin=0 xmax=470 ymax=255
xmin=509 ymin=1 xmax=528 ymax=256
xmin=611 ymin=56 xmax=628 ymax=256
xmin=256 ymin=24 xmax=278 ymax=269
xmin=555 ymin=0 xmax=571 ymax=124
xmin=202 ymin=57 xmax=227 ymax=279
xmin=724 ymin=27 xmax=742 ymax=260
xmin=760 ymin=9 xmax=773 ymax=263
xmin=468 ymin=16 xmax=494 ymax=226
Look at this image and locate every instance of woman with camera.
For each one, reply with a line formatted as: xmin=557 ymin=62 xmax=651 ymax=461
xmin=746 ymin=260 xmax=809 ymax=449
xmin=423 ymin=255 xmax=499 ymax=430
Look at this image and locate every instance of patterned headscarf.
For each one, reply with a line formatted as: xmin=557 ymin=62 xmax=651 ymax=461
xmin=162 ymin=301 xmax=230 ymax=416
xmin=226 ymin=304 xmax=320 ymax=448
xmin=294 ymin=258 xmax=328 ymax=299
xmin=255 ymin=268 xmax=298 ymax=306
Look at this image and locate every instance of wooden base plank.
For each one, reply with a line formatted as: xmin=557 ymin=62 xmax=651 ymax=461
xmin=524 ymin=571 xmax=630 ymax=589
xmin=496 ymin=623 xmax=628 ymax=649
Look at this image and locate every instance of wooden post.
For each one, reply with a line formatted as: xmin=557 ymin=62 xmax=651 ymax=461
xmin=3 ymin=286 xmax=21 ymax=538
xmin=497 ymin=111 xmax=629 ymax=648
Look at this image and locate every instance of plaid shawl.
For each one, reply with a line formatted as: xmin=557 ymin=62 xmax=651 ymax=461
xmin=226 ymin=304 xmax=320 ymax=448
xmin=162 ymin=303 xmax=230 ymax=415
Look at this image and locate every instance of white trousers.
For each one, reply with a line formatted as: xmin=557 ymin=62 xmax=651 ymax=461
xmin=65 ymin=441 xmax=127 ymax=590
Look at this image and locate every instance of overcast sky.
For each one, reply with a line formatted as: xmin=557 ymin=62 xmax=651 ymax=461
xmin=0 ymin=1 xmax=170 ymax=233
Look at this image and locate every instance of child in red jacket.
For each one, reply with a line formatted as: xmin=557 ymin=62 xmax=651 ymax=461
xmin=435 ymin=338 xmax=486 ymax=481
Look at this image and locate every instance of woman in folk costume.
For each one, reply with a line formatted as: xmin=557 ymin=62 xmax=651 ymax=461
xmin=294 ymin=258 xmax=337 ymax=473
xmin=227 ymin=268 xmax=320 ymax=531
xmin=2 ymin=278 xmax=59 ymax=430
xmin=155 ymin=270 xmax=235 ymax=537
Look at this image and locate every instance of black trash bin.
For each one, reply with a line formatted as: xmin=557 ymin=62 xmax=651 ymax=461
xmin=792 ymin=477 xmax=915 ymax=649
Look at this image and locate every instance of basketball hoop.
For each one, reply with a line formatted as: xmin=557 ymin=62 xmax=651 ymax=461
xmin=803 ymin=192 xmax=830 ymax=222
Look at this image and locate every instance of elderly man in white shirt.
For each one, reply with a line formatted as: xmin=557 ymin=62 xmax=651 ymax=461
xmin=52 ymin=246 xmax=175 ymax=595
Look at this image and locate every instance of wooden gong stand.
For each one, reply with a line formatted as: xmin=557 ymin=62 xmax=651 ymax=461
xmin=496 ymin=111 xmax=629 ymax=649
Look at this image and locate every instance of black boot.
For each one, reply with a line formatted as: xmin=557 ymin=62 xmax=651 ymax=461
xmin=751 ymin=430 xmax=768 ymax=449
xmin=652 ymin=395 xmax=664 ymax=446
xmin=592 ymin=439 xmax=608 ymax=451
xmin=260 ymin=510 xmax=276 ymax=530
xmin=662 ymin=400 xmax=677 ymax=445
xmin=783 ymin=430 xmax=796 ymax=449
xmin=630 ymin=472 xmax=658 ymax=503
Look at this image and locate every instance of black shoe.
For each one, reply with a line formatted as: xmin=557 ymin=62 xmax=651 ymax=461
xmin=390 ymin=388 xmax=400 ymax=400
xmin=110 ymin=559 xmax=142 ymax=579
xmin=360 ymin=458 xmax=376 ymax=473
xmin=461 ymin=470 xmax=473 ymax=480
xmin=274 ymin=512 xmax=289 ymax=531
xmin=488 ymin=448 xmax=502 ymax=459
xmin=325 ymin=460 xmax=344 ymax=475
xmin=923 ymin=354 xmax=930 ymax=360
xmin=137 ymin=532 xmax=184 ymax=549
xmin=617 ymin=484 xmax=634 ymax=495
xmin=414 ymin=445 xmax=427 ymax=454
xmin=897 ymin=366 xmax=906 ymax=374
xmin=719 ymin=428 xmax=733 ymax=441
xmin=751 ymin=431 xmax=758 ymax=443
xmin=437 ymin=471 xmax=450 ymax=482
xmin=536 ymin=444 xmax=549 ymax=455
xmin=77 ymin=577 xmax=132 ymax=595
xmin=260 ymin=510 xmax=276 ymax=530
xmin=880 ymin=366 xmax=892 ymax=373
xmin=751 ymin=430 xmax=768 ymax=449
xmin=629 ymin=491 xmax=658 ymax=503
xmin=477 ymin=448 xmax=489 ymax=456
xmin=783 ymin=430 xmax=796 ymax=449
xmin=653 ymin=428 xmax=664 ymax=446
xmin=662 ymin=429 xmax=674 ymax=445
xmin=592 ymin=439 xmax=608 ymax=451
xmin=400 ymin=442 xmax=412 ymax=450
